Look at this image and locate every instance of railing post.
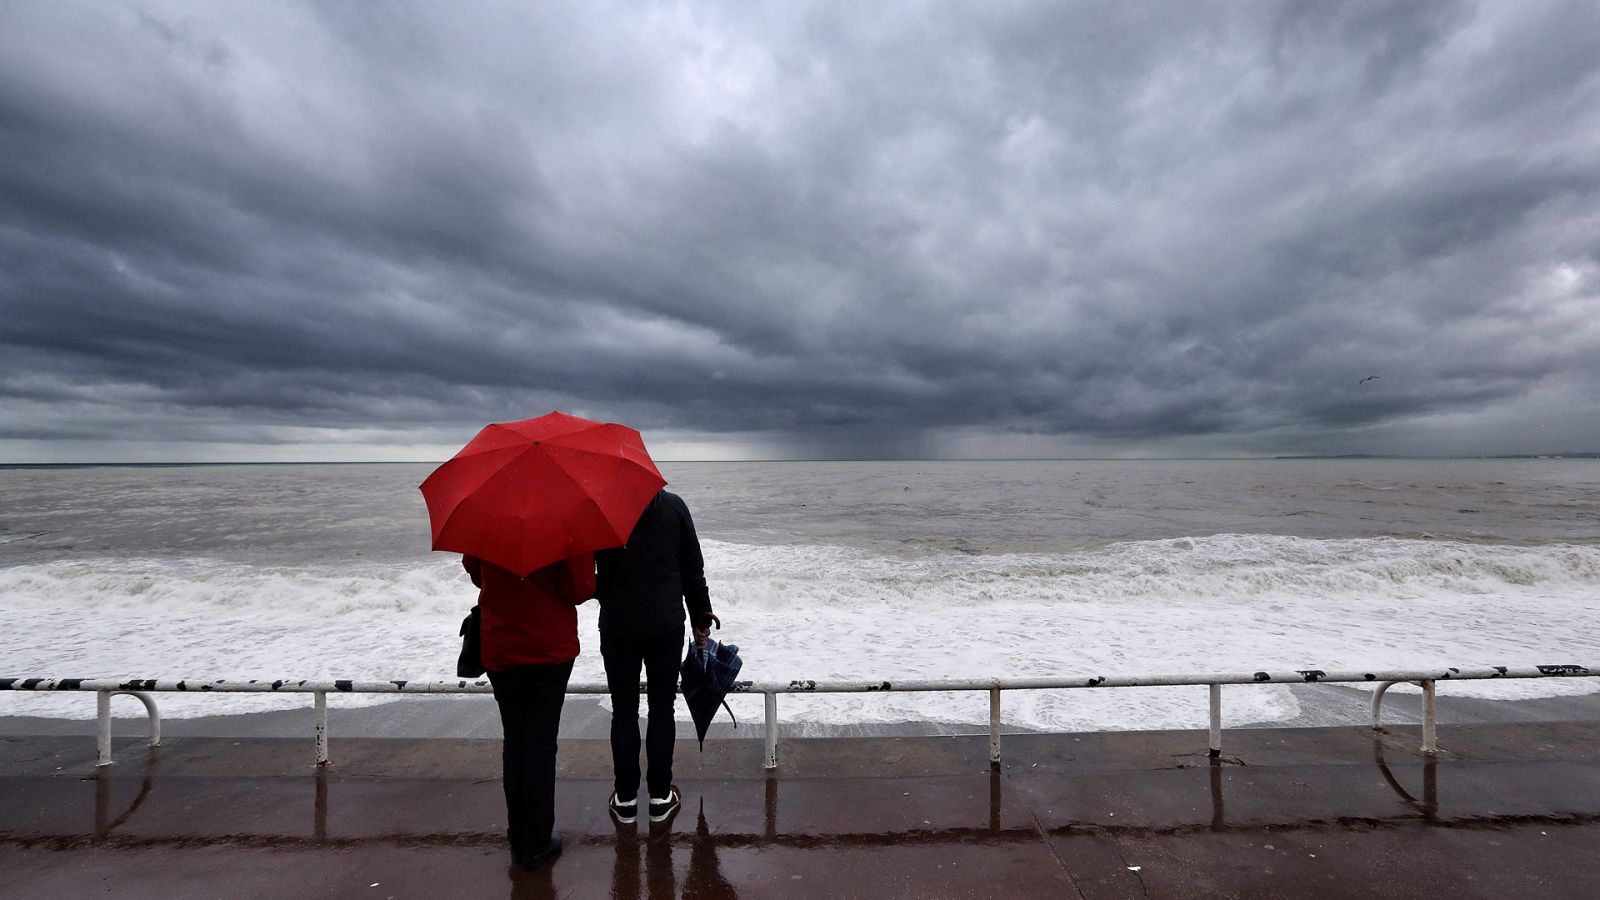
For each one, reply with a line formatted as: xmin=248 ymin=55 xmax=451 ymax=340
xmin=1372 ymin=681 xmax=1399 ymax=731
xmin=763 ymin=692 xmax=778 ymax=770
xmin=118 ymin=691 xmax=161 ymax=748
xmin=989 ymin=686 xmax=1002 ymax=770
xmin=96 ymin=690 xmax=113 ymax=767
xmin=1420 ymin=679 xmax=1437 ymax=754
xmin=314 ymin=691 xmax=330 ymax=767
xmin=1208 ymin=683 xmax=1222 ymax=758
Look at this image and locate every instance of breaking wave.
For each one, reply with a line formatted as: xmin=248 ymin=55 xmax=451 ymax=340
xmin=2 ymin=534 xmax=1598 ymax=728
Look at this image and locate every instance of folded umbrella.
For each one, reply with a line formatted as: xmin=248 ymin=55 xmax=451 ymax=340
xmin=680 ymin=636 xmax=744 ymax=749
xmin=419 ymin=411 xmax=665 ymax=576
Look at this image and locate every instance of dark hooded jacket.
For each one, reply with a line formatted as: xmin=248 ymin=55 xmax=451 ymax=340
xmin=595 ymin=490 xmax=714 ymax=637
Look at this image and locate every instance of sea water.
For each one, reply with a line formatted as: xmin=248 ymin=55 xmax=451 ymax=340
xmin=2 ymin=459 xmax=1598 ymax=729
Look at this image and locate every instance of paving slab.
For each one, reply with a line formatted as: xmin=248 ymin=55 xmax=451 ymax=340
xmin=4 ymin=723 xmax=1600 ymax=898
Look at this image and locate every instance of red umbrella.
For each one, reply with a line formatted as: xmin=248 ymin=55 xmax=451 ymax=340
xmin=420 ymin=411 xmax=666 ymax=575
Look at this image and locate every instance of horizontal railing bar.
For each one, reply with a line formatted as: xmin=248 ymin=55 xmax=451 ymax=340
xmin=3 ymin=665 xmax=1594 ymax=696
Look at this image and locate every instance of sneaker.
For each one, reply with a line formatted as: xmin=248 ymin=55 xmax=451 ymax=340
xmin=648 ymin=787 xmax=680 ymax=823
xmin=608 ymin=791 xmax=637 ymax=824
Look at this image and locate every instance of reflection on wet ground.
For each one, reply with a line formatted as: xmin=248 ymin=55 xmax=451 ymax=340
xmin=6 ymin=723 xmax=1600 ymax=898
xmin=94 ymin=750 xmax=155 ymax=839
xmin=599 ymin=799 xmax=740 ymax=900
xmin=1374 ymin=739 xmax=1437 ymax=820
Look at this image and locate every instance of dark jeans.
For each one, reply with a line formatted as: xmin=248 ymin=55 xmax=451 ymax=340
xmin=601 ymin=628 xmax=683 ymax=801
xmin=488 ymin=660 xmax=573 ymax=859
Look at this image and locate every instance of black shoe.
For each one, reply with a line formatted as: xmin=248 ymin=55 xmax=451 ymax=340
xmin=648 ymin=787 xmax=680 ymax=823
xmin=608 ymin=791 xmax=638 ymax=824
xmin=513 ymin=831 xmax=563 ymax=871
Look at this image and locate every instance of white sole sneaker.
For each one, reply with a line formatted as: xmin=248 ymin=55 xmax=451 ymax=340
xmin=608 ymin=792 xmax=637 ymax=824
xmin=647 ymin=788 xmax=680 ymax=823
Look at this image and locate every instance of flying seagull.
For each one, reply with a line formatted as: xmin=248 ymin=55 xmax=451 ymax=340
xmin=1357 ymin=375 xmax=1380 ymax=385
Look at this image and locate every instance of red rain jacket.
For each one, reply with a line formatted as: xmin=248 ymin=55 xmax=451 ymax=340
xmin=464 ymin=554 xmax=595 ymax=669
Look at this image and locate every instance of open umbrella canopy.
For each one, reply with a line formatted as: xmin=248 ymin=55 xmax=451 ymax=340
xmin=420 ymin=411 xmax=665 ymax=576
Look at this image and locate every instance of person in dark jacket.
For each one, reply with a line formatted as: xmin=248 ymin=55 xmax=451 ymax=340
xmin=595 ymin=489 xmax=718 ymax=825
xmin=465 ymin=552 xmax=594 ymax=870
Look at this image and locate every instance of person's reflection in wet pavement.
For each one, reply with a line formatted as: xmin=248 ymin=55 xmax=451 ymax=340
xmin=646 ymin=801 xmax=679 ymax=900
xmin=603 ymin=793 xmax=736 ymax=900
xmin=610 ymin=806 xmax=642 ymax=900
xmin=507 ymin=860 xmax=556 ymax=900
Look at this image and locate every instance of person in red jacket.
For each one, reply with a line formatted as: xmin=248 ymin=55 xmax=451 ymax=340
xmin=464 ymin=552 xmax=594 ymax=871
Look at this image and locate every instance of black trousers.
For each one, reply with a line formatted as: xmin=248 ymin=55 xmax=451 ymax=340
xmin=601 ymin=628 xmax=683 ymax=801
xmin=488 ymin=660 xmax=573 ymax=859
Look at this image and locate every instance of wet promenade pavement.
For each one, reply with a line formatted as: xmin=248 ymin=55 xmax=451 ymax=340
xmin=4 ymin=722 xmax=1599 ymax=898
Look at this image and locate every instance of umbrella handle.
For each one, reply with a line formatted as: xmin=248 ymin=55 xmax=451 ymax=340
xmin=686 ymin=637 xmax=712 ymax=671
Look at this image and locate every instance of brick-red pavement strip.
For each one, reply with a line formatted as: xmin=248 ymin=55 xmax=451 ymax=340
xmin=3 ymin=723 xmax=1600 ymax=898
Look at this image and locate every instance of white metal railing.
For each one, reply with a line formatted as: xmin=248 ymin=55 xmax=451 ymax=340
xmin=4 ymin=664 xmax=1596 ymax=769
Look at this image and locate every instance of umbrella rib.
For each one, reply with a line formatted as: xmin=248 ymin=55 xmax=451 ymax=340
xmin=426 ymin=444 xmax=538 ymax=536
xmin=460 ymin=445 xmax=616 ymax=568
xmin=545 ymin=445 xmax=662 ymax=539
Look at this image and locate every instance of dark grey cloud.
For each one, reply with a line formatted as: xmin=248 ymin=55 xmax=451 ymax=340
xmin=2 ymin=0 xmax=1598 ymax=460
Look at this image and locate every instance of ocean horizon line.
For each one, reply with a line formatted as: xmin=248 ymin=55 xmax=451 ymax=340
xmin=4 ymin=454 xmax=1599 ymax=469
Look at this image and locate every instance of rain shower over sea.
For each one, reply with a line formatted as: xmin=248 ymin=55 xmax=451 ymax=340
xmin=3 ymin=459 xmax=1599 ymax=730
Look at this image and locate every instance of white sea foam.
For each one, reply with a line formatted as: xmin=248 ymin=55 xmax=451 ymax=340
xmin=2 ymin=534 xmax=1598 ymax=727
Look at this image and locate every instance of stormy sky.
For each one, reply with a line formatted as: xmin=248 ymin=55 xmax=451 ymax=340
xmin=2 ymin=1 xmax=1597 ymax=461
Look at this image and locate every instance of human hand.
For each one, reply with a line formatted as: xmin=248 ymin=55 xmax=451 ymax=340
xmin=693 ymin=613 xmax=721 ymax=649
